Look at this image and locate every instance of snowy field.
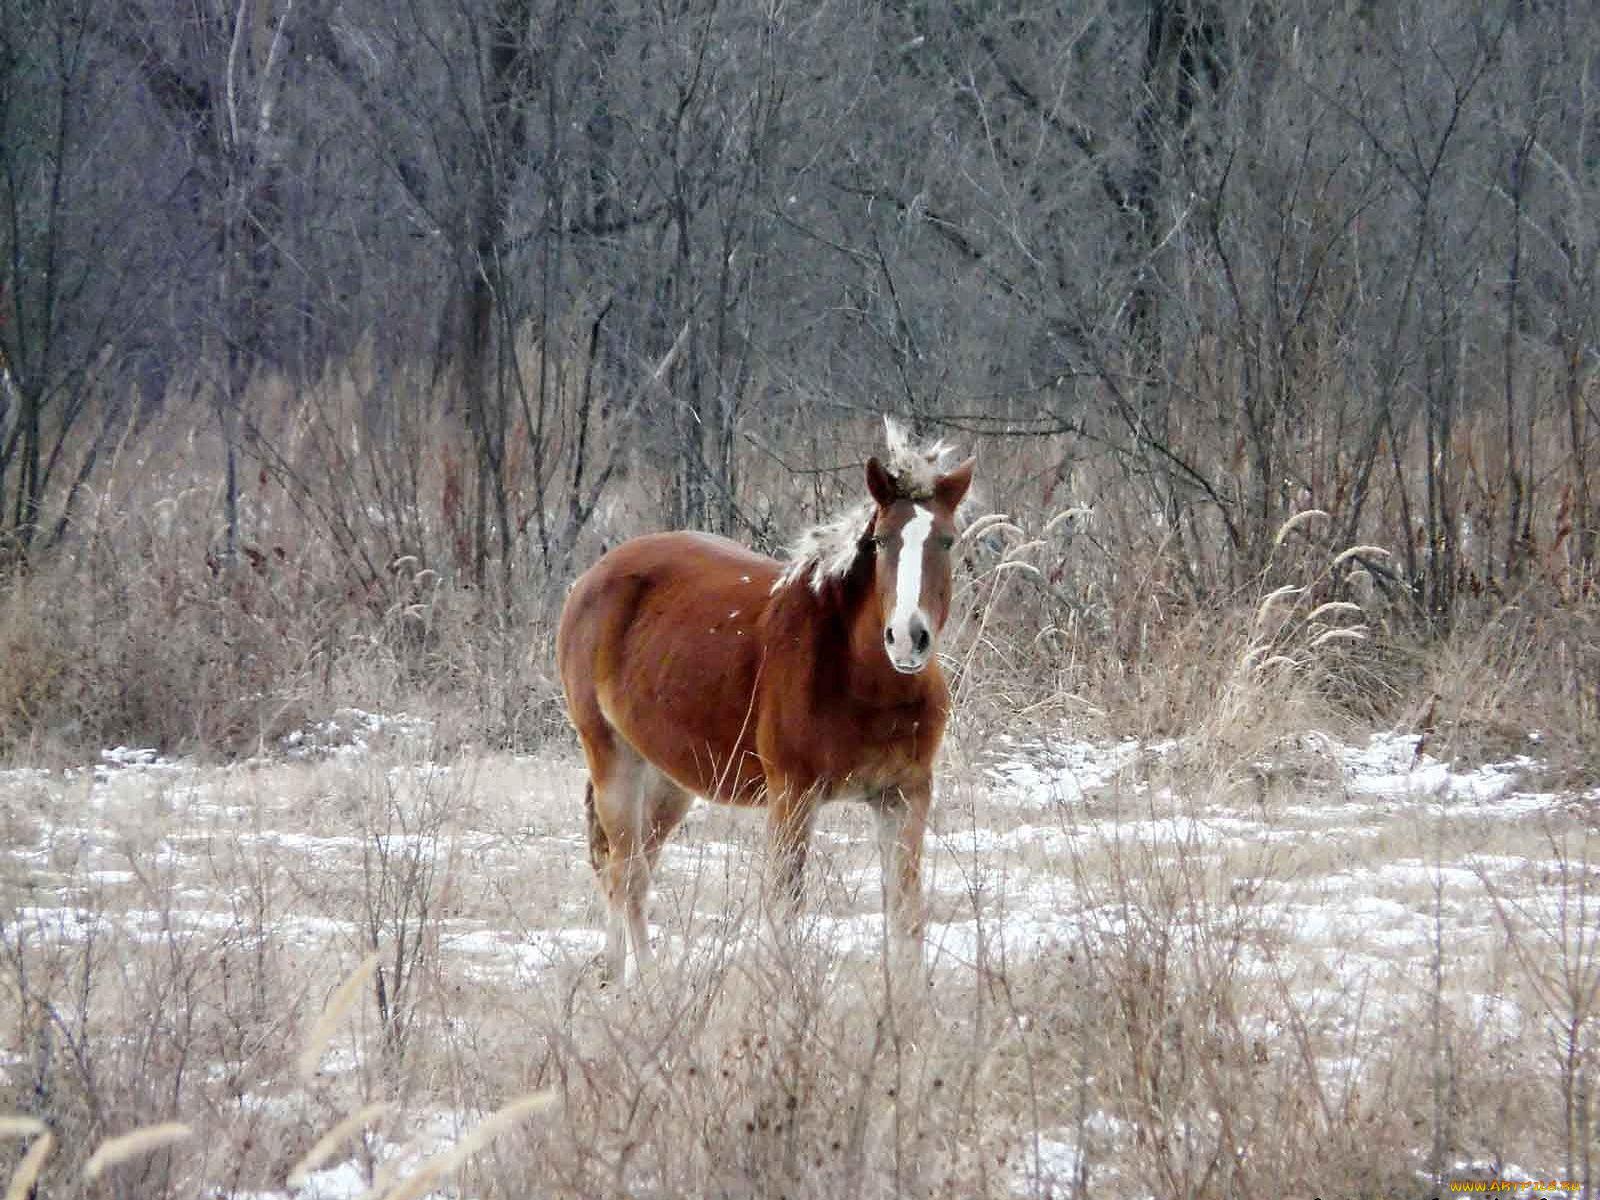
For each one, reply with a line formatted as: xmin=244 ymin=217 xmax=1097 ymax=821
xmin=0 ymin=711 xmax=1591 ymax=1197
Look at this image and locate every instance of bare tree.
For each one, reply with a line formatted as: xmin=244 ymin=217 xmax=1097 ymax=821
xmin=0 ymin=0 xmax=165 ymax=561
xmin=5 ymin=0 xmax=1597 ymax=643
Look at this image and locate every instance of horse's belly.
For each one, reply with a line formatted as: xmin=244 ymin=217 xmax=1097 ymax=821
xmin=604 ymin=695 xmax=767 ymax=804
xmin=600 ymin=617 xmax=768 ymax=805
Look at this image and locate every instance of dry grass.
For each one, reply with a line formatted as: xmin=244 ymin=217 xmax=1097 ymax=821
xmin=4 ymin=362 xmax=1598 ymax=788
xmin=0 ymin=389 xmax=568 ymax=761
xmin=0 ymin=708 xmax=1589 ymax=1198
xmin=0 ymin=367 xmax=1596 ymax=1196
xmin=82 ymin=1123 xmax=193 ymax=1182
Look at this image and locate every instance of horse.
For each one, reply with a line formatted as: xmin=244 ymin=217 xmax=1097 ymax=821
xmin=556 ymin=420 xmax=975 ymax=981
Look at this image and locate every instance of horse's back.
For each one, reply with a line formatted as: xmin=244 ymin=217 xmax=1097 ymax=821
xmin=558 ymin=532 xmax=779 ymax=645
xmin=586 ymin=530 xmax=777 ymax=579
xmin=556 ymin=531 xmax=780 ymax=801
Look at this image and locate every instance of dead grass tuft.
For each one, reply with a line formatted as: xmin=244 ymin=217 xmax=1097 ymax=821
xmin=298 ymin=953 xmax=381 ymax=1081
xmin=3 ymin=1130 xmax=54 ymax=1200
xmin=82 ymin=1123 xmax=192 ymax=1182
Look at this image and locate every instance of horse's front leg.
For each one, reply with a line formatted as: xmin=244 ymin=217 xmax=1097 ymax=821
xmin=873 ymin=779 xmax=930 ymax=945
xmin=765 ymin=779 xmax=817 ymax=919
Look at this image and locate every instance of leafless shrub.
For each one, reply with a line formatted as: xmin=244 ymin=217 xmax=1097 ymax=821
xmin=349 ymin=755 xmax=462 ymax=1082
xmin=1483 ymin=832 xmax=1600 ymax=1195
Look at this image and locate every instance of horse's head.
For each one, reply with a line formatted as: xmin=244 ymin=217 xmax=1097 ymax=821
xmin=864 ymin=451 xmax=975 ymax=675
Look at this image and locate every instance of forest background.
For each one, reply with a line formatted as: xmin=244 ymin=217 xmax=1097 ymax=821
xmin=2 ymin=0 xmax=1598 ymax=768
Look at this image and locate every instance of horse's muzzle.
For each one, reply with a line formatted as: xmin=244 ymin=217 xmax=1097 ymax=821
xmin=885 ymin=613 xmax=934 ymax=673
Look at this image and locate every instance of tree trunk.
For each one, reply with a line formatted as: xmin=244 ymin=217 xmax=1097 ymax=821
xmin=1566 ymin=342 xmax=1594 ymax=576
xmin=458 ymin=0 xmax=529 ymax=590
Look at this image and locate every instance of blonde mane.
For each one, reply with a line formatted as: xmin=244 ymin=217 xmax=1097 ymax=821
xmin=774 ymin=418 xmax=956 ymax=594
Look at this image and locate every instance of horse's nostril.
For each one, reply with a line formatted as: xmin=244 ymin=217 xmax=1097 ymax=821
xmin=913 ymin=627 xmax=931 ymax=654
xmin=884 ymin=627 xmax=896 ymax=645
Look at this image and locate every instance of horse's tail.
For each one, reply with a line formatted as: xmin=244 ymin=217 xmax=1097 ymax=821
xmin=584 ymin=779 xmax=608 ymax=873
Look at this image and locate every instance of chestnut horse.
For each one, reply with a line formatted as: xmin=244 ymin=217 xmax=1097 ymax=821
xmin=557 ymin=421 xmax=974 ymax=980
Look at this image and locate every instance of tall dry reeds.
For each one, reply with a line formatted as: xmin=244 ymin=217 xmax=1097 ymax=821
xmin=1 ymin=347 xmax=1597 ymax=784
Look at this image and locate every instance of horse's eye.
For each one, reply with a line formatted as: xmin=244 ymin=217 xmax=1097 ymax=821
xmin=936 ymin=534 xmax=956 ymax=551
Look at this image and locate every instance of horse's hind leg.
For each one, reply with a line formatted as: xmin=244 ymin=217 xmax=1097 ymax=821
xmin=610 ymin=767 xmax=692 ymax=975
xmin=642 ymin=775 xmax=693 ymax=870
xmin=574 ymin=719 xmax=640 ymax=983
xmin=580 ymin=776 xmax=628 ymax=981
xmin=588 ymin=743 xmax=688 ymax=984
xmin=583 ymin=779 xmax=608 ymax=874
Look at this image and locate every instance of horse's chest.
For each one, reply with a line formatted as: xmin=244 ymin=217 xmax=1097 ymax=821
xmin=777 ymin=700 xmax=939 ymax=790
xmin=847 ymin=704 xmax=934 ymax=749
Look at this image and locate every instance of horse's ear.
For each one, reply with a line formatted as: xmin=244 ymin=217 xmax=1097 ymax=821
xmin=865 ymin=456 xmax=896 ymax=506
xmin=935 ymin=456 xmax=976 ymax=512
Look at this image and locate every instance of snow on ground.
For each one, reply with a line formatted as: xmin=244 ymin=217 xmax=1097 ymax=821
xmin=0 ymin=719 xmax=1583 ymax=1196
xmin=278 ymin=708 xmax=436 ymax=759
xmin=1012 ymin=1131 xmax=1083 ymax=1196
xmin=1339 ymin=731 xmax=1549 ymax=813
xmin=981 ymin=731 xmax=1154 ymax=809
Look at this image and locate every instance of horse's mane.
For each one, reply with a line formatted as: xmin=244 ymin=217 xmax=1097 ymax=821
xmin=773 ymin=419 xmax=956 ymax=594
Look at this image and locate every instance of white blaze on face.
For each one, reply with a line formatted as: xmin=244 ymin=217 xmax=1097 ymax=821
xmin=886 ymin=506 xmax=934 ymax=671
